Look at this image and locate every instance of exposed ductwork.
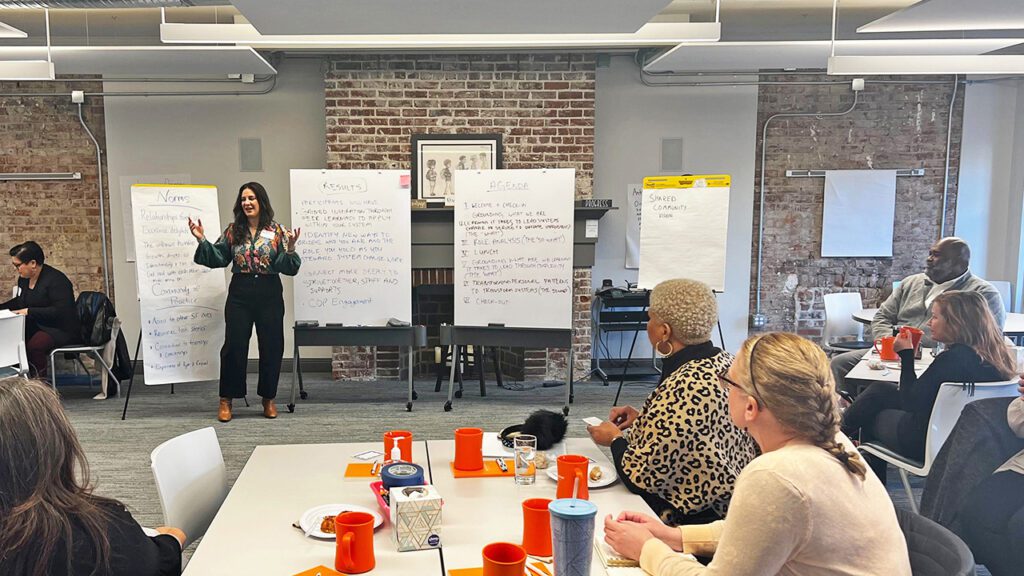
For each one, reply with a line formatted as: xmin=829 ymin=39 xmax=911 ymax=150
xmin=0 ymin=1 xmax=229 ymax=8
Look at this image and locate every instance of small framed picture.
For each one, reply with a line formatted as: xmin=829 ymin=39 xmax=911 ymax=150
xmin=411 ymin=133 xmax=503 ymax=205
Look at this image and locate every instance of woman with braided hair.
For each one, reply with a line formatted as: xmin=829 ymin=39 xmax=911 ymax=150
xmin=603 ymin=332 xmax=910 ymax=576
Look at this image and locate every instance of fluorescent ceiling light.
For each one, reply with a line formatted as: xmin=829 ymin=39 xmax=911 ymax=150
xmin=643 ymin=39 xmax=1023 ymax=73
xmin=0 ymin=46 xmax=275 ymax=76
xmin=0 ymin=21 xmax=28 ymax=39
xmin=859 ymin=0 xmax=1024 ymax=33
xmin=828 ymin=55 xmax=1024 ymax=75
xmin=160 ymin=22 xmax=721 ymax=48
xmin=0 ymin=60 xmax=54 ymax=81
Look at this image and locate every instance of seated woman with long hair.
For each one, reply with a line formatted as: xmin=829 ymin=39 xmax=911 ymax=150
xmin=586 ymin=279 xmax=756 ymax=526
xmin=0 ymin=378 xmax=185 ymax=576
xmin=843 ymin=290 xmax=1016 ymax=479
xmin=603 ymin=333 xmax=910 ymax=576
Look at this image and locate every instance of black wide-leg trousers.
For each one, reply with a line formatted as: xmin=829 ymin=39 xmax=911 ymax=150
xmin=219 ymin=273 xmax=284 ymax=399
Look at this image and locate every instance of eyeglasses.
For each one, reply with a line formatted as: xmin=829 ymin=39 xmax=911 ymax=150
xmin=717 ymin=370 xmax=740 ymax=392
xmin=12 ymin=261 xmax=26 ymax=269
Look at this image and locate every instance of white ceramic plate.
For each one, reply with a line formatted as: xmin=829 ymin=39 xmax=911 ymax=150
xmin=299 ymin=503 xmax=384 ymax=539
xmin=545 ymin=463 xmax=618 ymax=489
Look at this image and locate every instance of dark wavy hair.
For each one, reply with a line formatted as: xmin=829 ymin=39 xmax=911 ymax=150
xmin=229 ymin=182 xmax=274 ymax=246
xmin=9 ymin=241 xmax=45 ymax=266
xmin=0 ymin=378 xmax=119 ymax=576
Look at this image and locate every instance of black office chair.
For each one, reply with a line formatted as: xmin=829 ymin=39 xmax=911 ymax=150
xmin=896 ymin=508 xmax=976 ymax=576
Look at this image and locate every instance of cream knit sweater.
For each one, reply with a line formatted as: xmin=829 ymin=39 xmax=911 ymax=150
xmin=639 ymin=435 xmax=911 ymax=576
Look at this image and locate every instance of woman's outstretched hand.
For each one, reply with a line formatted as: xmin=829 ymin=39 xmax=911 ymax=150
xmin=286 ymin=227 xmax=301 ymax=253
xmin=188 ymin=217 xmax=205 ymax=243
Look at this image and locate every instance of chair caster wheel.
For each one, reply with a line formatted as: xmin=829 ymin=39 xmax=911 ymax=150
xmin=287 ymin=404 xmax=295 ymax=413
xmin=300 ymin=391 xmax=308 ymax=400
xmin=454 ymin=390 xmax=463 ymax=399
xmin=406 ymin=402 xmax=413 ymax=412
xmin=562 ymin=406 xmax=570 ymax=416
xmin=412 ymin=390 xmax=419 ymax=400
xmin=444 ymin=401 xmax=452 ymax=412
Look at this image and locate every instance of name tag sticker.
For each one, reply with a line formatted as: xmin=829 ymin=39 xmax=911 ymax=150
xmin=259 ymin=229 xmax=276 ymax=240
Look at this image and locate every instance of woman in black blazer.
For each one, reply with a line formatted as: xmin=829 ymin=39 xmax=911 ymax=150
xmin=0 ymin=241 xmax=80 ymax=377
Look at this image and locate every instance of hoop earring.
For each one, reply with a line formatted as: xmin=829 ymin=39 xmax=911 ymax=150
xmin=656 ymin=340 xmax=674 ymax=357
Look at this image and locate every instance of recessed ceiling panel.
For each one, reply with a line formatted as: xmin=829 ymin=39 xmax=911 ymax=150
xmin=859 ymin=0 xmax=1024 ymax=32
xmin=0 ymin=46 xmax=275 ymax=76
xmin=229 ymin=0 xmax=674 ymax=35
xmin=0 ymin=21 xmax=28 ymax=39
xmin=644 ymin=38 xmax=1023 ymax=72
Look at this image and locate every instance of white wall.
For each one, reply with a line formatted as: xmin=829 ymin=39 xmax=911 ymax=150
xmin=956 ymin=79 xmax=1024 ymax=311
xmin=104 ymin=59 xmax=328 ymax=363
xmin=593 ymin=57 xmax=758 ymax=355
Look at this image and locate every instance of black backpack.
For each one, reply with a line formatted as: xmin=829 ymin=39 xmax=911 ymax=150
xmin=77 ymin=291 xmax=116 ymax=347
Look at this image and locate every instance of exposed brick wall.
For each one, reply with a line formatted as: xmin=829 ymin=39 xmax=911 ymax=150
xmin=0 ymin=80 xmax=110 ymax=304
xmin=324 ymin=54 xmax=596 ymax=380
xmin=751 ymin=74 xmax=963 ymax=339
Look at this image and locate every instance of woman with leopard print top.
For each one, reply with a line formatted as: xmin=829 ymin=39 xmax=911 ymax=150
xmin=588 ymin=279 xmax=757 ymax=526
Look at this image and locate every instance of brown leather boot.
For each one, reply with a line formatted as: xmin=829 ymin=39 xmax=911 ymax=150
xmin=217 ymin=398 xmax=232 ymax=422
xmin=262 ymin=398 xmax=277 ymax=419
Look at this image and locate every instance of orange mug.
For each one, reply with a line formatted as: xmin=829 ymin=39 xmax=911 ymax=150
xmin=521 ymin=498 xmax=552 ymax=557
xmin=454 ymin=427 xmax=484 ymax=471
xmin=384 ymin=429 xmax=413 ymax=462
xmin=900 ymin=326 xmax=924 ymax=356
xmin=555 ymin=455 xmax=589 ymax=501
xmin=482 ymin=542 xmax=527 ymax=576
xmin=334 ymin=511 xmax=375 ymax=574
xmin=874 ymin=336 xmax=899 ymax=361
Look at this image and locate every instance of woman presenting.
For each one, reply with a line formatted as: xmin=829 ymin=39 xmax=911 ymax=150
xmin=1 ymin=241 xmax=80 ymax=379
xmin=188 ymin=182 xmax=300 ymax=422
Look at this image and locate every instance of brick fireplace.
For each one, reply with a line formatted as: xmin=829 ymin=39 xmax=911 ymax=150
xmin=325 ymin=53 xmax=596 ymax=381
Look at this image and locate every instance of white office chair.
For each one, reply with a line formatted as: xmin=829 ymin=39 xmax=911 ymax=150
xmin=822 ymin=292 xmax=873 ymax=353
xmin=859 ymin=379 xmax=1019 ymax=513
xmin=150 ymin=427 xmax=229 ymax=550
xmin=0 ymin=313 xmax=29 ymax=378
xmin=987 ymin=280 xmax=1013 ymax=313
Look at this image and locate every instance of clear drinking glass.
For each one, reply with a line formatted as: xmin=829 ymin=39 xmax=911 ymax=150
xmin=514 ymin=434 xmax=538 ymax=485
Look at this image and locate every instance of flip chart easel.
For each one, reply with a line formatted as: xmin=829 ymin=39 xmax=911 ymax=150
xmin=638 ymin=174 xmax=731 ymax=291
xmin=121 ymin=184 xmax=225 ymax=419
xmin=444 ymin=168 xmax=576 ymax=412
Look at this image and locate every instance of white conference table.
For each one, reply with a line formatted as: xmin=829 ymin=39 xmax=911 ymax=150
xmin=184 ymin=438 xmax=651 ymax=576
xmin=853 ymin=308 xmax=1024 ymax=336
xmin=846 ymin=347 xmax=936 ymax=383
xmin=183 ymin=441 xmax=441 ymax=575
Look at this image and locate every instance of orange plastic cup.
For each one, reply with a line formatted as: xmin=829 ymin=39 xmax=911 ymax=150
xmin=482 ymin=542 xmax=527 ymax=576
xmin=454 ymin=427 xmax=484 ymax=471
xmin=900 ymin=326 xmax=924 ymax=356
xmin=384 ymin=429 xmax=413 ymax=462
xmin=522 ymin=498 xmax=553 ymax=557
xmin=874 ymin=336 xmax=899 ymax=361
xmin=555 ymin=455 xmax=589 ymax=501
xmin=334 ymin=511 xmax=375 ymax=574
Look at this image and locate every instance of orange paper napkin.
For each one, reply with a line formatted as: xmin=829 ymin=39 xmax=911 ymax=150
xmin=344 ymin=462 xmax=380 ymax=478
xmin=449 ymin=459 xmax=521 ymax=478
xmin=447 ymin=569 xmax=483 ymax=576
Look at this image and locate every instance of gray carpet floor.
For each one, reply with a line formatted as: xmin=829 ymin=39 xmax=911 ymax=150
xmin=59 ymin=373 xmax=977 ymax=572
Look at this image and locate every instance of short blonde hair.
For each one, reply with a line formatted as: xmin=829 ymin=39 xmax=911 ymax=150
xmin=648 ymin=279 xmax=718 ymax=345
xmin=731 ymin=332 xmax=867 ymax=479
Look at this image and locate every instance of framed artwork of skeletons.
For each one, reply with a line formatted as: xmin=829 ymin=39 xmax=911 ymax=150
xmin=410 ymin=133 xmax=503 ymax=205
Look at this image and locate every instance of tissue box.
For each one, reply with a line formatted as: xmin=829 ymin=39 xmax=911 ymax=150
xmin=390 ymin=484 xmax=442 ymax=552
